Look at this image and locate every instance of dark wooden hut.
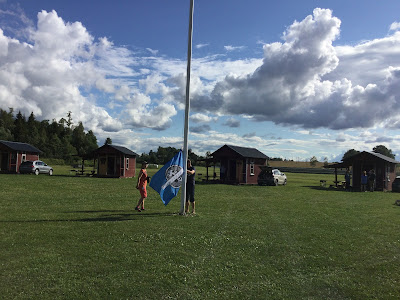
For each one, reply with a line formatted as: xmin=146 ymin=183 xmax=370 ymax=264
xmin=208 ymin=144 xmax=268 ymax=185
xmin=326 ymin=151 xmax=399 ymax=191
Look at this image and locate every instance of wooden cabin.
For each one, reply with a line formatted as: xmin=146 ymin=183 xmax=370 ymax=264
xmin=91 ymin=144 xmax=137 ymax=178
xmin=0 ymin=140 xmax=41 ymax=173
xmin=210 ymin=144 xmax=268 ymax=184
xmin=326 ymin=151 xmax=399 ymax=191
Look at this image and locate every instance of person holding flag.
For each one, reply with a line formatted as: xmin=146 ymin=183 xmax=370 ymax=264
xmin=135 ymin=161 xmax=148 ymax=212
xmin=185 ymin=159 xmax=196 ymax=214
xmin=150 ymin=151 xmax=184 ymax=206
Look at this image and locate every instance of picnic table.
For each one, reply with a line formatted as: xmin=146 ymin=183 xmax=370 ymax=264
xmin=331 ymin=180 xmax=346 ymax=188
xmin=70 ymin=169 xmax=96 ymax=176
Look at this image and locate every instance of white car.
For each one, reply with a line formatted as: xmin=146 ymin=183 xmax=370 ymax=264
xmin=272 ymin=169 xmax=287 ymax=185
xmin=258 ymin=167 xmax=287 ymax=186
xmin=19 ymin=160 xmax=53 ymax=176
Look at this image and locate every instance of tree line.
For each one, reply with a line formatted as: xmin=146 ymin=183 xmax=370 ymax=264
xmin=342 ymin=145 xmax=396 ymax=160
xmin=0 ymin=108 xmax=98 ymax=163
xmin=0 ymin=108 xmax=206 ymax=166
xmin=137 ymin=147 xmax=205 ymax=166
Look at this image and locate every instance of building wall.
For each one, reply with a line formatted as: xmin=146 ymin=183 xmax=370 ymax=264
xmin=246 ymin=158 xmax=267 ymax=184
xmin=387 ymin=164 xmax=396 ymax=191
xmin=0 ymin=151 xmax=39 ymax=173
xmin=16 ymin=153 xmax=39 ymax=172
xmin=124 ymin=157 xmax=136 ymax=178
xmin=97 ymin=153 xmax=136 ymax=178
xmin=219 ymin=157 xmax=266 ymax=184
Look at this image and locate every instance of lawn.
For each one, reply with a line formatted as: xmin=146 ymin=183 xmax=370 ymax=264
xmin=1 ymin=168 xmax=399 ymax=299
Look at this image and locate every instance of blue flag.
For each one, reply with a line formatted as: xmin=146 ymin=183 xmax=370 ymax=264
xmin=150 ymin=151 xmax=184 ymax=206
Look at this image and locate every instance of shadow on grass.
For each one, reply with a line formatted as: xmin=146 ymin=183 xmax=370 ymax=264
xmin=303 ymin=185 xmax=354 ymax=192
xmin=0 ymin=211 xmax=179 ymax=223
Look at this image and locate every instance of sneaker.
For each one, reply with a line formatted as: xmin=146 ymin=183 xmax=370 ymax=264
xmin=141 ymin=208 xmax=145 ymax=211
xmin=135 ymin=207 xmax=141 ymax=212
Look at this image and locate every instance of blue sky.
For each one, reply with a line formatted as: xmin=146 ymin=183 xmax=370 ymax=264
xmin=1 ymin=0 xmax=400 ymax=161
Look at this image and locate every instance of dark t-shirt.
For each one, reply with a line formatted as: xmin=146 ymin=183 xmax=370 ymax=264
xmin=187 ymin=166 xmax=195 ymax=186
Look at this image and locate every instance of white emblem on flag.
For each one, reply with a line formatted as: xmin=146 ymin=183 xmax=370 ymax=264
xmin=162 ymin=165 xmax=183 ymax=189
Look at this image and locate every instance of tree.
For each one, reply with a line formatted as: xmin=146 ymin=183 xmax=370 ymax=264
xmin=0 ymin=126 xmax=13 ymax=140
xmin=323 ymin=157 xmax=329 ymax=167
xmin=86 ymin=130 xmax=98 ymax=153
xmin=373 ymin=145 xmax=395 ymax=159
xmin=14 ymin=111 xmax=28 ymax=142
xmin=66 ymin=111 xmax=73 ymax=128
xmin=25 ymin=112 xmax=40 ymax=146
xmin=104 ymin=137 xmax=112 ymax=145
xmin=71 ymin=122 xmax=87 ymax=157
xmin=342 ymin=149 xmax=360 ymax=161
xmin=310 ymin=156 xmax=318 ymax=167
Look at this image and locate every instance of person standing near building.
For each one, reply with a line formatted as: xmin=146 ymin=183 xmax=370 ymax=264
xmin=368 ymin=169 xmax=376 ymax=192
xmin=185 ymin=159 xmax=196 ymax=214
xmin=361 ymin=170 xmax=368 ymax=192
xmin=345 ymin=169 xmax=351 ymax=191
xmin=135 ymin=162 xmax=148 ymax=212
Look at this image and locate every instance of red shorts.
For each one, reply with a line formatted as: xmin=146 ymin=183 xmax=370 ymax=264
xmin=139 ymin=186 xmax=147 ymax=198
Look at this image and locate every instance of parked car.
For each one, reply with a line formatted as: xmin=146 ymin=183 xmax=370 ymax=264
xmin=258 ymin=166 xmax=287 ymax=186
xmin=19 ymin=160 xmax=53 ymax=175
xmin=392 ymin=176 xmax=400 ymax=192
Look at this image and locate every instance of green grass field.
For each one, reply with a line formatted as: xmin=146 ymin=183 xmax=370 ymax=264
xmin=1 ymin=167 xmax=399 ymax=299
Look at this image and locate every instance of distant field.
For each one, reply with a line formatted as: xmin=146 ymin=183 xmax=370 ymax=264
xmin=269 ymin=160 xmax=326 ymax=168
xmin=1 ymin=169 xmax=399 ymax=299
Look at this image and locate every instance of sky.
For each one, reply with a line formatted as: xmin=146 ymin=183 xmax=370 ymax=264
xmin=1 ymin=0 xmax=400 ymax=161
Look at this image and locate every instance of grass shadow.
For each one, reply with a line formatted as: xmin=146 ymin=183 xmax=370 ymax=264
xmin=303 ymin=185 xmax=354 ymax=192
xmin=0 ymin=211 xmax=179 ymax=223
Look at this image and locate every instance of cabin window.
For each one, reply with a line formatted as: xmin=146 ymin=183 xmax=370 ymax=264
xmin=250 ymin=162 xmax=255 ymax=175
xmin=126 ymin=158 xmax=129 ymax=169
xmin=22 ymin=153 xmax=26 ymax=162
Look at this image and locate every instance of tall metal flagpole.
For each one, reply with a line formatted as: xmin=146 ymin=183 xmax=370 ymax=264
xmin=180 ymin=0 xmax=194 ymax=215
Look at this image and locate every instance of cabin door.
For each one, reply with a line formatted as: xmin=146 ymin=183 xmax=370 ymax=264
xmin=107 ymin=156 xmax=116 ymax=176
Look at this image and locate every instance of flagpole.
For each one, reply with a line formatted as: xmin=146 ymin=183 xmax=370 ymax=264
xmin=180 ymin=0 xmax=194 ymax=215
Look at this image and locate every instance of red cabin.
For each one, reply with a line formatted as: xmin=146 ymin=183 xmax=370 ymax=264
xmin=91 ymin=144 xmax=137 ymax=178
xmin=210 ymin=144 xmax=269 ymax=185
xmin=0 ymin=140 xmax=41 ymax=173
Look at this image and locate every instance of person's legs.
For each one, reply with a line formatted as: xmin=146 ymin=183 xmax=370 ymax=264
xmin=190 ymin=185 xmax=195 ymax=214
xmin=141 ymin=198 xmax=145 ymax=210
xmin=185 ymin=185 xmax=195 ymax=214
xmin=136 ymin=197 xmax=143 ymax=211
xmin=191 ymin=201 xmax=195 ymax=214
xmin=136 ymin=188 xmax=147 ymax=211
xmin=185 ymin=186 xmax=190 ymax=213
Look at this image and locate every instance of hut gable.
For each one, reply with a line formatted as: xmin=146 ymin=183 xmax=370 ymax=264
xmin=212 ymin=144 xmax=269 ymax=160
xmin=0 ymin=140 xmax=41 ymax=154
xmin=343 ymin=151 xmax=399 ymax=164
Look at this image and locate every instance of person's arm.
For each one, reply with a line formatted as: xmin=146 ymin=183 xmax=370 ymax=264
xmin=187 ymin=167 xmax=195 ymax=175
xmin=137 ymin=170 xmax=144 ymax=188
